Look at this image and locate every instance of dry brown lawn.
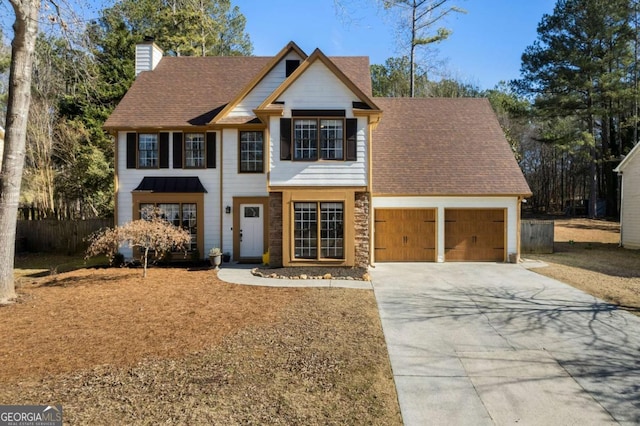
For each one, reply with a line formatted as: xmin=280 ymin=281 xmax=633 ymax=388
xmin=526 ymin=218 xmax=640 ymax=313
xmin=0 ymin=265 xmax=401 ymax=425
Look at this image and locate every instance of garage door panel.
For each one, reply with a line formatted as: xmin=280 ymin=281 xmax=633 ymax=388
xmin=375 ymin=209 xmax=436 ymax=262
xmin=445 ymin=209 xmax=505 ymax=262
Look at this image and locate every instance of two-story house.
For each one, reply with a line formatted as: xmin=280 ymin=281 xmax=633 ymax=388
xmin=104 ymin=40 xmax=531 ymax=267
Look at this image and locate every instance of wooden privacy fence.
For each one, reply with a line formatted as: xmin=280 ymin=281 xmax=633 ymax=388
xmin=16 ymin=218 xmax=113 ymax=254
xmin=521 ymin=220 xmax=554 ymax=254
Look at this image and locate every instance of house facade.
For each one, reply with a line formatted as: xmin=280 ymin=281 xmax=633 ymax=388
xmin=104 ymin=41 xmax=531 ymax=267
xmin=614 ymin=143 xmax=640 ymax=249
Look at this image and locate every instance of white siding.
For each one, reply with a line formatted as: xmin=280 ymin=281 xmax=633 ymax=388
xmin=269 ymin=61 xmax=368 ymax=187
xmin=220 ymin=128 xmax=269 ymax=255
xmin=135 ymin=43 xmax=162 ymax=76
xmin=116 ymin=131 xmax=221 ymax=258
xmin=372 ymin=196 xmax=520 ymax=262
xmin=621 ymin=156 xmax=640 ymax=249
xmin=230 ymin=52 xmax=303 ymax=117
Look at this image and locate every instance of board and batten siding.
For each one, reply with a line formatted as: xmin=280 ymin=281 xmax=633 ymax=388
xmin=116 ymin=131 xmax=221 ymax=259
xmin=621 ymin=154 xmax=640 ymax=249
xmin=371 ymin=196 xmax=520 ymax=263
xmin=220 ymin=128 xmax=269 ymax=254
xmin=230 ymin=52 xmax=304 ymax=118
xmin=268 ymin=61 xmax=368 ymax=187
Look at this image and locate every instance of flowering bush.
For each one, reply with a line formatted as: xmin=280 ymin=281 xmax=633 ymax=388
xmin=86 ymin=207 xmax=191 ymax=277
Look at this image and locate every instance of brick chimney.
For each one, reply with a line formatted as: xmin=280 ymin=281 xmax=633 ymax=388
xmin=135 ymin=36 xmax=163 ymax=76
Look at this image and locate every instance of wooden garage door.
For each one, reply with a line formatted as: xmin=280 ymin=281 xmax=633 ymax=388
xmin=375 ymin=209 xmax=436 ymax=262
xmin=445 ymin=209 xmax=505 ymax=262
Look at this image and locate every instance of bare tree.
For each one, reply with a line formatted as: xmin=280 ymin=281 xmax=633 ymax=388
xmin=384 ymin=0 xmax=465 ymax=97
xmin=0 ymin=0 xmax=39 ymax=303
xmin=86 ymin=207 xmax=191 ymax=278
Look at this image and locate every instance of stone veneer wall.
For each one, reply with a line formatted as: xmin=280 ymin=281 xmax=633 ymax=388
xmin=268 ymin=192 xmax=283 ymax=267
xmin=354 ymin=192 xmax=370 ymax=268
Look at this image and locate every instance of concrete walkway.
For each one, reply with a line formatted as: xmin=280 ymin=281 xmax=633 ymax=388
xmin=371 ymin=262 xmax=640 ymax=426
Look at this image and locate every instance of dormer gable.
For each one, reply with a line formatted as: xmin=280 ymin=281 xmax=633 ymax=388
xmin=211 ymin=41 xmax=307 ymax=125
xmin=255 ymin=48 xmax=381 ymax=122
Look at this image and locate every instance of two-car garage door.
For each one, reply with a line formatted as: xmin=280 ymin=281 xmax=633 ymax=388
xmin=374 ymin=208 xmax=506 ymax=262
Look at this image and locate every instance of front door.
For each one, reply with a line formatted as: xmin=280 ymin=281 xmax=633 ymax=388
xmin=240 ymin=204 xmax=263 ymax=258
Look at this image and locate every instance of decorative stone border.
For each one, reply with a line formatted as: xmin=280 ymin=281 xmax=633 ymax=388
xmin=251 ymin=268 xmax=371 ymax=282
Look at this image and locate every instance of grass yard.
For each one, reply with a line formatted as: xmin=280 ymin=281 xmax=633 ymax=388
xmin=526 ymin=218 xmax=640 ymax=313
xmin=1 ymin=264 xmax=401 ymax=425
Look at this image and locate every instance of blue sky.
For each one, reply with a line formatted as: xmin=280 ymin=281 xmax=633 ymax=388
xmin=234 ymin=0 xmax=558 ymax=90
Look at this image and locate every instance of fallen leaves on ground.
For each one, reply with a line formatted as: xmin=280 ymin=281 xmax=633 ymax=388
xmin=0 ymin=267 xmax=401 ymax=425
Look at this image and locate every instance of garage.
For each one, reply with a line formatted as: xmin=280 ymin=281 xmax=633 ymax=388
xmin=374 ymin=209 xmax=436 ymax=262
xmin=445 ymin=209 xmax=505 ymax=262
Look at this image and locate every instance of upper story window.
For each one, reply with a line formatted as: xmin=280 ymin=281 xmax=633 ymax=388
xmin=293 ymin=118 xmax=344 ymax=161
xmin=138 ymin=134 xmax=158 ymax=168
xmin=320 ymin=119 xmax=344 ymax=160
xmin=126 ymin=132 xmax=211 ymax=170
xmin=280 ymin=111 xmax=356 ymax=162
xmin=185 ymin=133 xmax=205 ymax=168
xmin=239 ymin=131 xmax=264 ymax=173
xmin=285 ymin=59 xmax=300 ymax=77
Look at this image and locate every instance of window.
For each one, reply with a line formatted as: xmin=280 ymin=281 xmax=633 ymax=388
xmin=294 ymin=119 xmax=317 ymax=160
xmin=140 ymin=202 xmax=198 ymax=251
xmin=138 ymin=134 xmax=158 ymax=168
xmin=293 ymin=118 xmax=343 ymax=161
xmin=320 ymin=120 xmax=343 ymax=160
xmin=286 ymin=59 xmax=300 ymax=77
xmin=239 ymin=131 xmax=264 ymax=172
xmin=185 ymin=133 xmax=205 ymax=168
xmin=294 ymin=202 xmax=344 ymax=260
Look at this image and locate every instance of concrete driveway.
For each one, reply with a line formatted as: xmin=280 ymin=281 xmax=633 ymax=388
xmin=371 ymin=263 xmax=640 ymax=426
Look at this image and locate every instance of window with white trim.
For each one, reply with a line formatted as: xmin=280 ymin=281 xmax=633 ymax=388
xmin=185 ymin=133 xmax=205 ymax=168
xmin=138 ymin=134 xmax=158 ymax=168
xmin=239 ymin=131 xmax=264 ymax=172
xmin=294 ymin=202 xmax=344 ymax=260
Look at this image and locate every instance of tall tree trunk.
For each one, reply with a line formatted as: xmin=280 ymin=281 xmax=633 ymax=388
xmin=410 ymin=0 xmax=417 ymax=97
xmin=0 ymin=0 xmax=39 ymax=303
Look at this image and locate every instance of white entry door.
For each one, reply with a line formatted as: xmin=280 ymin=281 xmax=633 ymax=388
xmin=240 ymin=204 xmax=263 ymax=258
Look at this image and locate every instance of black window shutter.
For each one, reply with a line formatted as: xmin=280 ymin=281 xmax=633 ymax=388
xmin=126 ymin=132 xmax=137 ymax=168
xmin=159 ymin=132 xmax=169 ymax=168
xmin=173 ymin=133 xmax=183 ymax=169
xmin=346 ymin=118 xmax=358 ymax=161
xmin=206 ymin=132 xmax=216 ymax=168
xmin=280 ymin=118 xmax=292 ymax=160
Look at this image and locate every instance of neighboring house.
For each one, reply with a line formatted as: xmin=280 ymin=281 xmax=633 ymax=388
xmin=614 ymin=143 xmax=640 ymax=249
xmin=104 ymin=40 xmax=531 ymax=267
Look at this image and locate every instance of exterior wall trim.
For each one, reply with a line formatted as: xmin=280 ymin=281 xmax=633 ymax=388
xmin=281 ymin=188 xmax=358 ymax=267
